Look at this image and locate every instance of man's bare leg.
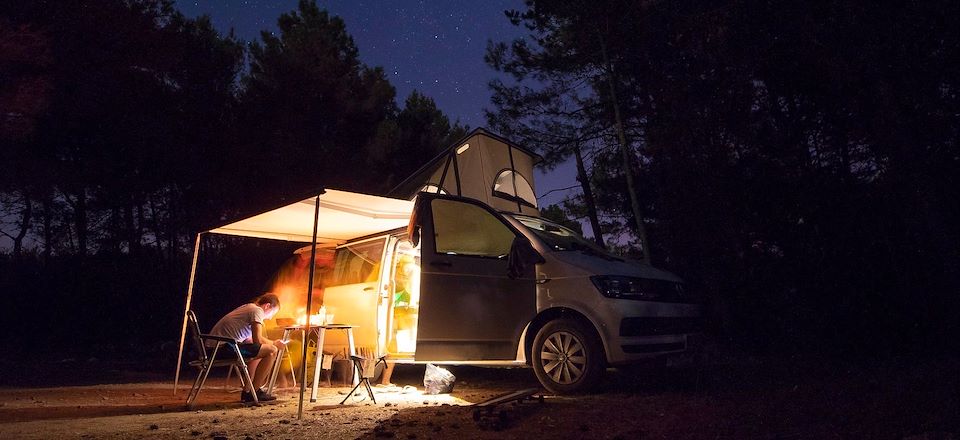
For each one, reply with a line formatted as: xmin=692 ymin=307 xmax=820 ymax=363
xmin=251 ymin=344 xmax=279 ymax=389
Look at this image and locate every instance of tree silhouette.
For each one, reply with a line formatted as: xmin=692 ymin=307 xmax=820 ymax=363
xmin=489 ymin=0 xmax=960 ymax=352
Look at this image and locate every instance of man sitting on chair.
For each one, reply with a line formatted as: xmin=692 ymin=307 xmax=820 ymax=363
xmin=209 ymin=293 xmax=287 ymax=402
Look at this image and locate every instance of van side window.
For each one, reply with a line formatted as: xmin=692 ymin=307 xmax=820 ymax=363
xmin=431 ymin=199 xmax=515 ymax=257
xmin=328 ymin=239 xmax=385 ymax=286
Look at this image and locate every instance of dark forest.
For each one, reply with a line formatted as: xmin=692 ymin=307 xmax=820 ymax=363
xmin=2 ymin=0 xmax=958 ymax=372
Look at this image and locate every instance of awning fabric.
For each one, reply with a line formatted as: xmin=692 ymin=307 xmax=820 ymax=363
xmin=208 ymin=189 xmax=414 ymax=244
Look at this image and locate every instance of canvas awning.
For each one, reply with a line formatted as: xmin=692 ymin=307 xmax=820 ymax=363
xmin=175 ymin=188 xmax=414 ymax=418
xmin=208 ymin=188 xmax=415 ymax=243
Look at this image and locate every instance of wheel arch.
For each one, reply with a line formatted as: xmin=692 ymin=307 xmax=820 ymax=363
xmin=524 ymin=307 xmax=608 ymax=367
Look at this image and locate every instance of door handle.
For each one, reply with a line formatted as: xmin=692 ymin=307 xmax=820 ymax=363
xmin=430 ymin=260 xmax=452 ymax=267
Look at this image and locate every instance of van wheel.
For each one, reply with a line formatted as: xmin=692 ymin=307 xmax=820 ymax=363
xmin=531 ymin=319 xmax=604 ymax=394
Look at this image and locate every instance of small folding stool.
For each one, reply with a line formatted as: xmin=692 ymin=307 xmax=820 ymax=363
xmin=339 ymin=355 xmax=385 ymax=404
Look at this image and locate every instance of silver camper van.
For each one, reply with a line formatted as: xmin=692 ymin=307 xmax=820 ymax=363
xmin=271 ymin=129 xmax=703 ymax=393
xmin=315 ymin=190 xmax=702 ymax=394
xmin=181 ymin=130 xmax=702 ymax=395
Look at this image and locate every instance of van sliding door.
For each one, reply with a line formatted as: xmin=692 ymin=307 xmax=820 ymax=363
xmin=413 ymin=194 xmax=536 ymax=361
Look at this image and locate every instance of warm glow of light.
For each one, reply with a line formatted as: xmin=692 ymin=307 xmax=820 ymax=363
xmin=311 ymin=386 xmax=472 ymax=406
xmin=395 ymin=329 xmax=416 ymax=353
xmin=456 ymin=143 xmax=470 ymax=154
xmin=296 ymin=313 xmax=325 ymax=326
xmin=389 ymin=391 xmax=469 ymax=405
xmin=268 ymin=250 xmax=335 ymax=322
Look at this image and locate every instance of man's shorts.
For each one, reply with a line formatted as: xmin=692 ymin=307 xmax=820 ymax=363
xmin=237 ymin=343 xmax=262 ymax=358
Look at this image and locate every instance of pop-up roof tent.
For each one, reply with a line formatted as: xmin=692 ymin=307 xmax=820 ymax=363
xmin=176 ymin=128 xmax=540 ymax=417
xmin=389 ymin=128 xmax=542 ymax=216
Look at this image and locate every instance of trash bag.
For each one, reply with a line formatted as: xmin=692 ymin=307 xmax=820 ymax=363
xmin=423 ymin=363 xmax=456 ymax=394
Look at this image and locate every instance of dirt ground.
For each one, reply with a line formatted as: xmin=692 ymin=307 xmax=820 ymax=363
xmin=1 ymin=354 xmax=958 ymax=440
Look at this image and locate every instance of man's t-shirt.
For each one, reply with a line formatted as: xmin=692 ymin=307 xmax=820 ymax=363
xmin=209 ymin=303 xmax=265 ymax=344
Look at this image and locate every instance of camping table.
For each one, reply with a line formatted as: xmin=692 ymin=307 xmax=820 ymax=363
xmin=267 ymin=324 xmax=357 ymax=401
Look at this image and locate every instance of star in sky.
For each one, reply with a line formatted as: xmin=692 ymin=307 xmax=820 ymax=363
xmin=175 ymin=0 xmax=579 ymax=206
xmin=176 ymin=0 xmax=524 ymax=129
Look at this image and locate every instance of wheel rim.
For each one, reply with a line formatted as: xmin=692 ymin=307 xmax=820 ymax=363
xmin=539 ymin=330 xmax=587 ymax=385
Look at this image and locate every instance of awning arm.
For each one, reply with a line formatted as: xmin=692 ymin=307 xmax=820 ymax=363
xmin=174 ymin=232 xmax=203 ymax=395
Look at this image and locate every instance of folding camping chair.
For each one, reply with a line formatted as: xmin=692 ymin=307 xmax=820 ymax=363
xmin=185 ymin=310 xmax=259 ymax=407
xmin=339 ymin=354 xmax=386 ymax=404
xmin=227 ymin=350 xmax=296 ymax=390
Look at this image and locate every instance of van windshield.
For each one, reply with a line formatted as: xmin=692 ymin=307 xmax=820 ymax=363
xmin=510 ymin=215 xmax=621 ymax=260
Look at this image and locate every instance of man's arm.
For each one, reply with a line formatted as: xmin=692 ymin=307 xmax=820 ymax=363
xmin=250 ymin=322 xmax=273 ymax=345
xmin=251 ymin=321 xmax=287 ymax=349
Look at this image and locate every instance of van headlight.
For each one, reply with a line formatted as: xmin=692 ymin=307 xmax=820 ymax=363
xmin=590 ymin=275 xmax=682 ymax=302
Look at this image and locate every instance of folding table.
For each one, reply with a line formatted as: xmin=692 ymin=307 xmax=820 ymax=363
xmin=266 ymin=324 xmax=357 ymax=402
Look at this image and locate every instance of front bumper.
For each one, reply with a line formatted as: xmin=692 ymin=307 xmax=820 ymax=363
xmin=597 ymin=302 xmax=704 ymax=365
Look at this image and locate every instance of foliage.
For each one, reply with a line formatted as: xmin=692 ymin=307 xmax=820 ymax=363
xmin=0 ymin=0 xmax=464 ymax=358
xmin=238 ymin=0 xmax=393 ymax=202
xmin=377 ymin=90 xmax=468 ymax=188
xmin=489 ymin=0 xmax=960 ymax=354
xmin=539 ymin=203 xmax=583 ymax=235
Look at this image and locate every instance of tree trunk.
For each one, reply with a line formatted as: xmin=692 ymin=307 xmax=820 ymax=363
xmin=110 ymin=206 xmax=122 ymax=254
xmin=148 ymin=195 xmax=165 ymax=256
xmin=167 ymin=186 xmax=178 ymax=260
xmin=135 ymin=202 xmax=146 ymax=255
xmin=599 ymin=32 xmax=651 ymax=263
xmin=125 ymin=197 xmax=139 ymax=255
xmin=573 ymin=143 xmax=605 ymax=247
xmin=837 ymin=129 xmax=851 ymax=185
xmin=42 ymin=192 xmax=52 ymax=262
xmin=11 ymin=191 xmax=32 ymax=258
xmin=74 ymin=188 xmax=87 ymax=257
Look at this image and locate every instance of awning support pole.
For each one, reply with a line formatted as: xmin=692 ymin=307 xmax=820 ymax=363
xmin=174 ymin=232 xmax=203 ymax=395
xmin=298 ymin=193 xmax=323 ymax=420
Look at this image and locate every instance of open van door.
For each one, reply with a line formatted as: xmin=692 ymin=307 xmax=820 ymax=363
xmin=410 ymin=193 xmax=538 ymax=361
xmin=322 ymin=237 xmax=387 ymax=354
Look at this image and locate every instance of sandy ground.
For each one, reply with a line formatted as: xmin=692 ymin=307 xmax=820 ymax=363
xmin=1 ymin=356 xmax=958 ymax=440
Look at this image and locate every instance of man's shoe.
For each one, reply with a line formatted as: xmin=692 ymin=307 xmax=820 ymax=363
xmin=240 ymin=389 xmax=277 ymax=403
xmin=240 ymin=387 xmax=279 ymax=403
xmin=255 ymin=389 xmax=277 ymax=402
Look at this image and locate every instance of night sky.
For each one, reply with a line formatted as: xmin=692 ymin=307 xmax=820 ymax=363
xmin=175 ymin=0 xmax=578 ymax=209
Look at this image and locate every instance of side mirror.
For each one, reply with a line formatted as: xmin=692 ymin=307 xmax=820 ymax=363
xmin=507 ymin=237 xmax=544 ymax=279
xmin=409 ymin=225 xmax=421 ymax=248
xmin=407 ymin=196 xmax=427 ymax=247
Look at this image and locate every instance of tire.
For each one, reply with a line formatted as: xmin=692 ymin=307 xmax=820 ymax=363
xmin=531 ymin=318 xmax=605 ymax=394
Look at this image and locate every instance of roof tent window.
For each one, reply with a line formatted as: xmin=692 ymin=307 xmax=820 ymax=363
xmin=492 ymin=170 xmax=537 ymax=208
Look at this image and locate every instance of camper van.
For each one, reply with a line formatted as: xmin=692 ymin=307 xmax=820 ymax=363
xmin=311 ymin=189 xmax=702 ymax=394
xmin=190 ymin=129 xmax=703 ymax=394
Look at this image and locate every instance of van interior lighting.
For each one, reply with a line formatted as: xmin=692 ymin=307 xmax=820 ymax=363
xmin=456 ymin=143 xmax=470 ymax=154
